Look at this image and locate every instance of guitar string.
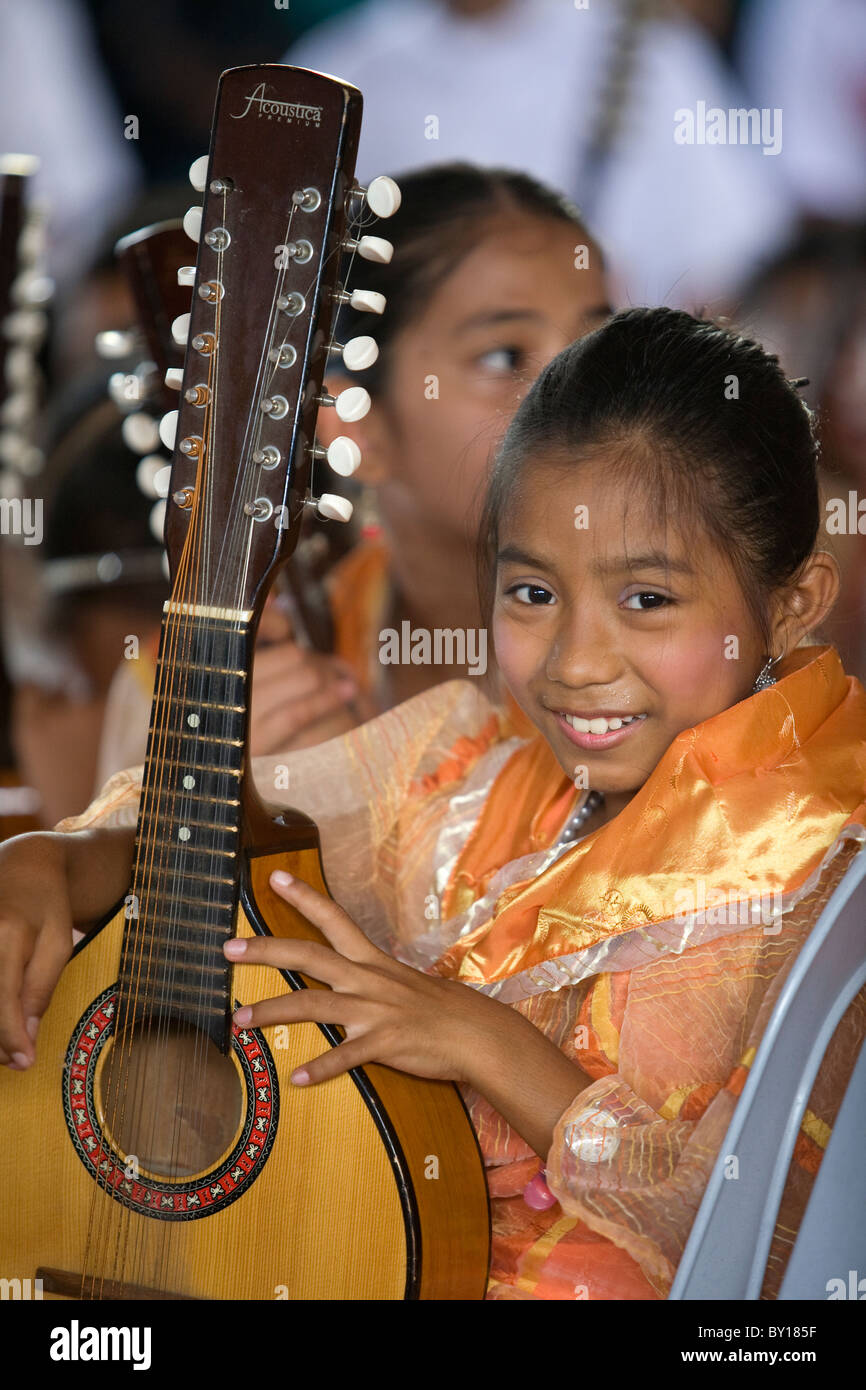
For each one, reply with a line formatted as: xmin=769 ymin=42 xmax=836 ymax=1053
xmin=128 ymin=188 xmax=299 ymax=1297
xmin=82 ymin=202 xmax=217 ymax=1297
xmin=79 ymin=432 xmax=198 ymax=1298
xmin=150 ymin=190 xmax=365 ymax=1298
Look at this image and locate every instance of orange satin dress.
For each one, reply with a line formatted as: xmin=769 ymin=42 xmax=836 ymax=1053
xmin=69 ymin=642 xmax=866 ymax=1300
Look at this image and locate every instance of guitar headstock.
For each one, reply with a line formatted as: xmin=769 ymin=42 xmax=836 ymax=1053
xmin=152 ymin=64 xmax=397 ymax=618
xmin=109 ymin=219 xmax=190 ymax=411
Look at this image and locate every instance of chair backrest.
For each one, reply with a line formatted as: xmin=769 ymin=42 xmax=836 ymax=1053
xmin=669 ymin=842 xmax=866 ymax=1300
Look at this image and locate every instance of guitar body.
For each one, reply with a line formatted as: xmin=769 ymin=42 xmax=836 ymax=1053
xmin=0 ymin=808 xmax=489 ymax=1299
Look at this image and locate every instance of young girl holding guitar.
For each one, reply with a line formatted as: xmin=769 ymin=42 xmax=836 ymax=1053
xmin=2 ymin=306 xmax=864 ymax=1299
xmin=97 ymin=162 xmax=612 ymax=775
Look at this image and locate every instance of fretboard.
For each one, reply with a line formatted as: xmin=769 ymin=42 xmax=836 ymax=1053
xmin=117 ymin=609 xmax=253 ymax=1048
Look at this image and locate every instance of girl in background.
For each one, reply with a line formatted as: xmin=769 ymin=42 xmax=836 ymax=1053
xmin=3 ymin=307 xmax=863 ymax=1300
xmin=96 ymin=162 xmax=612 ymax=778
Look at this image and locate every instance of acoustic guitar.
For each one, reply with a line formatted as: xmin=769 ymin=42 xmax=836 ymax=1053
xmin=0 ymin=65 xmax=490 ymax=1300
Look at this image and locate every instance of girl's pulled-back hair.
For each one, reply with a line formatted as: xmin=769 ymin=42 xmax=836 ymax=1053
xmin=480 ymin=306 xmax=821 ymax=655
xmin=338 ymin=161 xmax=598 ymax=396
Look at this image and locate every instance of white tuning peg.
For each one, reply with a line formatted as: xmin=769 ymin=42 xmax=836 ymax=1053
xmin=348 ymin=235 xmax=393 ymax=264
xmin=325 ymin=436 xmax=362 ymax=477
xmin=152 ymin=465 xmax=173 ymax=499
xmin=171 ymin=312 xmax=191 ymax=346
xmin=188 ymin=155 xmax=209 ymax=192
xmin=348 ymin=288 xmax=386 ymax=315
xmin=0 ymin=391 xmax=34 ymax=427
xmin=136 ymin=454 xmax=167 ymax=498
xmin=122 ymin=412 xmax=161 ymax=454
xmin=0 ymin=432 xmax=24 ymax=467
xmin=183 ymin=207 xmax=203 ymax=243
xmin=340 ymin=335 xmax=379 ymax=371
xmin=4 ymin=309 xmax=47 ymax=346
xmin=18 ymin=216 xmax=46 ymax=265
xmin=95 ymin=328 xmax=136 ymax=359
xmin=149 ymin=498 xmax=167 ymax=542
xmin=177 ymin=265 xmax=196 ymax=287
xmin=165 ymin=367 xmax=184 ymax=391
xmin=364 ymin=176 xmax=401 ymax=218
xmin=333 ymin=386 xmax=371 ymax=422
xmin=4 ymin=346 xmax=37 ymax=389
xmin=159 ymin=410 xmax=178 ymax=451
xmin=316 ymin=494 xmax=354 ymax=523
xmin=0 ymin=432 xmax=39 ymax=474
xmin=12 ymin=269 xmax=53 ymax=306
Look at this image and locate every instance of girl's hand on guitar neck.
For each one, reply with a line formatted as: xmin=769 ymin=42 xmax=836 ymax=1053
xmin=251 ymin=597 xmax=375 ymax=754
xmin=225 ymin=871 xmax=590 ymax=1159
xmin=0 ymin=825 xmax=135 ymax=1070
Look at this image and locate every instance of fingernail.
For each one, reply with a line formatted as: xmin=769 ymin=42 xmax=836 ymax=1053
xmin=270 ymin=870 xmax=293 ymax=889
xmin=291 ymin=1068 xmax=310 ymax=1086
xmin=233 ymin=1006 xmax=252 ymax=1024
xmin=11 ymin=1052 xmax=31 ymax=1070
xmin=25 ymin=1016 xmax=39 ymax=1042
xmin=224 ymin=938 xmax=247 ymax=957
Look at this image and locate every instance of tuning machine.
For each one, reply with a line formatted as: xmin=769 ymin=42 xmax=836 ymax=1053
xmin=341 ymin=234 xmax=393 ymax=264
xmin=308 ymin=436 xmax=362 ymax=478
xmin=95 ymin=328 xmax=139 ymax=360
xmin=329 ymin=335 xmax=379 ymax=372
xmin=309 ymin=493 xmax=354 ymax=524
xmin=355 ymin=175 xmax=402 ymax=219
xmin=316 ymin=385 xmax=371 ymax=423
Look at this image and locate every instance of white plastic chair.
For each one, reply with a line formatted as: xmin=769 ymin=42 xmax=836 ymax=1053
xmin=669 ymin=845 xmax=866 ymax=1300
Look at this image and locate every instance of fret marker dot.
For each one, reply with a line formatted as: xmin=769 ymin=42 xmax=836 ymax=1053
xmin=183 ymin=775 xmax=195 ymax=789
xmin=179 ymin=826 xmax=191 ymax=841
xmin=187 ymin=713 xmax=200 ymax=728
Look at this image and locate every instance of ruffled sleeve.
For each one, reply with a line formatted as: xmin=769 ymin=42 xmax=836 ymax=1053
xmin=544 ymin=837 xmax=863 ymax=1295
xmin=53 ymin=679 xmax=504 ymax=953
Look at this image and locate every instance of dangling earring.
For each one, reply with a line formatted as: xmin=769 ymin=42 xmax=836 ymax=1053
xmin=752 ymin=652 xmax=783 ymax=692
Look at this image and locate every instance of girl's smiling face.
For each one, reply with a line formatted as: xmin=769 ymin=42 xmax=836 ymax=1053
xmin=493 ymin=449 xmax=772 ymax=819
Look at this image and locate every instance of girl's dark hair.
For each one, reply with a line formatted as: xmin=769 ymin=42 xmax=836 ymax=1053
xmin=479 ymin=306 xmax=821 ymax=655
xmin=337 ymin=161 xmax=599 ymax=396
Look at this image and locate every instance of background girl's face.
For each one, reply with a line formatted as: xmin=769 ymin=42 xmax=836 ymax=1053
xmin=493 ymin=450 xmax=768 ymax=814
xmin=363 ymin=214 xmax=610 ymax=542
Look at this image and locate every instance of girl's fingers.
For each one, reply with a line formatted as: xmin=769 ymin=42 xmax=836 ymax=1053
xmin=249 ymin=682 xmax=357 ymax=756
xmin=265 ymin=874 xmax=381 ymax=963
xmin=291 ymin=1034 xmax=377 ymax=1087
xmin=226 ymin=933 xmax=355 ymax=987
xmin=19 ymin=917 xmax=72 ymax=1039
xmin=232 ymin=987 xmax=356 ymax=1032
xmin=0 ymin=923 xmax=33 ymax=1064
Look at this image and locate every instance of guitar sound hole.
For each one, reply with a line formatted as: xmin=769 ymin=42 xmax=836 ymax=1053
xmin=97 ymin=1025 xmax=244 ymax=1179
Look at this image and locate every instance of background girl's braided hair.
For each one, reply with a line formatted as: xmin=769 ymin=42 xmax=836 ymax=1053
xmin=337 ymin=161 xmax=600 ymax=397
xmin=479 ymin=306 xmax=821 ymax=655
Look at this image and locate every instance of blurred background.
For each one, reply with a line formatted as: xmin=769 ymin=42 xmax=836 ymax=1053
xmin=0 ymin=0 xmax=864 ymax=826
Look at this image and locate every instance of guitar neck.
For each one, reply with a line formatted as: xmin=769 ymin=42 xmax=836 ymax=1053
xmin=120 ymin=606 xmax=253 ymax=1042
xmin=114 ymin=64 xmax=368 ymax=1052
